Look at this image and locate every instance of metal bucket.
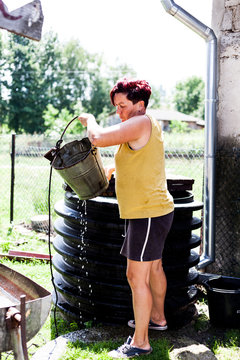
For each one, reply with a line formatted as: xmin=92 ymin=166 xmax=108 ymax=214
xmin=44 ymin=117 xmax=109 ymax=200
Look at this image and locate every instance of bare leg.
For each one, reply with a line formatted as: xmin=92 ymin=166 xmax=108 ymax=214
xmin=126 ymin=259 xmax=153 ymax=350
xmin=149 ymin=259 xmax=167 ymax=325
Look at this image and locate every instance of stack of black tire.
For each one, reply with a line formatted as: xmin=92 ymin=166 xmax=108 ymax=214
xmin=163 ymin=178 xmax=203 ymax=327
xmin=52 ymin=177 xmax=203 ymax=328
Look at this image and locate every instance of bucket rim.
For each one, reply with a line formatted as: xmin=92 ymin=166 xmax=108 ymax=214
xmin=204 ymin=275 xmax=240 ymax=294
xmin=51 ymin=139 xmax=94 ymax=170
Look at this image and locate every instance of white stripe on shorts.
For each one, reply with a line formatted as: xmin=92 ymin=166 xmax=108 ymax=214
xmin=140 ymin=218 xmax=151 ymax=261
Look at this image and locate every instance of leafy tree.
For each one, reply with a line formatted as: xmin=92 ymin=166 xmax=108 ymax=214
xmin=36 ymin=31 xmax=62 ymax=112
xmin=84 ymin=70 xmax=112 ymax=117
xmin=82 ymin=59 xmax=136 ymax=119
xmin=5 ymin=34 xmax=44 ymax=133
xmin=2 ymin=31 xmax=160 ymax=134
xmin=50 ymin=38 xmax=93 ymax=111
xmin=149 ymin=85 xmax=166 ymax=109
xmin=43 ymin=105 xmax=73 ymax=138
xmin=0 ymin=33 xmax=8 ymax=128
xmin=3 ymin=33 xmax=91 ymax=133
xmin=43 ymin=104 xmax=84 ymax=138
xmin=108 ymin=62 xmax=137 ymax=87
xmin=0 ymin=33 xmax=3 ymax=126
xmin=173 ymin=76 xmax=205 ymax=119
xmin=42 ymin=104 xmax=59 ymax=135
xmin=169 ymin=120 xmax=189 ymax=133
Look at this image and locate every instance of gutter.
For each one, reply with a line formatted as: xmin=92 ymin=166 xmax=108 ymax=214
xmin=160 ymin=0 xmax=217 ymax=268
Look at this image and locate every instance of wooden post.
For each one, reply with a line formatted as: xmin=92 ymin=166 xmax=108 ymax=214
xmin=0 ymin=0 xmax=44 ymax=41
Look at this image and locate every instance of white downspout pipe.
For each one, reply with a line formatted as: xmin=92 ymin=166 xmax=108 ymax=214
xmin=160 ymin=0 xmax=217 ymax=268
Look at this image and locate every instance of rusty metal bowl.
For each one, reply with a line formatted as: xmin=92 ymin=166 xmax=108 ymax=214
xmin=0 ymin=264 xmax=52 ymax=353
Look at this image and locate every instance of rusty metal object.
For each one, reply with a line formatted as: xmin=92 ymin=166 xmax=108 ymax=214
xmin=0 ymin=264 xmax=51 ymax=355
xmin=5 ymin=299 xmax=28 ymax=360
xmin=0 ymin=0 xmax=44 ymax=41
xmin=20 ymin=295 xmax=29 ymax=360
xmin=6 ymin=307 xmax=21 ymax=329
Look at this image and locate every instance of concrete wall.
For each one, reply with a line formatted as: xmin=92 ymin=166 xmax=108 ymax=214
xmin=207 ymin=0 xmax=240 ymax=276
xmin=213 ymin=0 xmax=240 ymax=139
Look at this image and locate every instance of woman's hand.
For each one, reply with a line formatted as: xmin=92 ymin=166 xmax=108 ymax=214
xmin=78 ymin=113 xmax=95 ymax=127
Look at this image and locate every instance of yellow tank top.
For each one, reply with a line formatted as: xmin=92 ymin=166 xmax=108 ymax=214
xmin=114 ymin=115 xmax=174 ymax=219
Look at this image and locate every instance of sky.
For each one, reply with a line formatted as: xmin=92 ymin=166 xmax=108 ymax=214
xmin=6 ymin=0 xmax=213 ymax=94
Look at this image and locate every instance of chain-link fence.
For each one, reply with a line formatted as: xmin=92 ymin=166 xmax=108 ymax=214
xmin=0 ymin=134 xmax=204 ymax=234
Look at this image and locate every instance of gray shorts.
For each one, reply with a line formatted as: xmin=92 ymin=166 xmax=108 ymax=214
xmin=120 ymin=212 xmax=174 ymax=262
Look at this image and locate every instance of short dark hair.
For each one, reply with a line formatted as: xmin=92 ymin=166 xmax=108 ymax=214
xmin=110 ymin=78 xmax=152 ymax=108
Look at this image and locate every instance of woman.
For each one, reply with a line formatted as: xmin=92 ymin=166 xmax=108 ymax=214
xmin=78 ymin=78 xmax=174 ymax=358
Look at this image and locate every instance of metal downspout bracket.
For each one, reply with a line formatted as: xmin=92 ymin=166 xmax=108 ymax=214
xmin=160 ymin=0 xmax=217 ymax=269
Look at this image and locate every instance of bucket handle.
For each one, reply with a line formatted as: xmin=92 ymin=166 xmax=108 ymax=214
xmin=55 ymin=115 xmax=79 ymax=149
xmin=57 ymin=115 xmax=98 ymax=156
xmin=44 ymin=115 xmax=95 ymax=163
xmin=55 ymin=116 xmax=97 ymax=156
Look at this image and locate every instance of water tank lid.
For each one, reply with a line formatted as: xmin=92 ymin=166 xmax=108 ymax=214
xmin=167 ymin=175 xmax=194 ymax=192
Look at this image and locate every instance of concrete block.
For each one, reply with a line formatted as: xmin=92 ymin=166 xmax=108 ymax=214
xmin=225 ymin=0 xmax=240 ymax=7
xmin=233 ymin=5 xmax=240 ymax=30
xmin=219 ymin=32 xmax=240 ymax=57
xmin=170 ymin=336 xmax=217 ymax=360
xmin=221 ymin=8 xmax=233 ymax=30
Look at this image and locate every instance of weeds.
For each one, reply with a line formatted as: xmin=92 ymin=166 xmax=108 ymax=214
xmin=0 ymin=240 xmax=11 ymax=253
xmin=226 ymin=329 xmax=240 ymax=348
xmin=84 ymin=320 xmax=94 ymax=329
xmin=194 ymin=313 xmax=209 ymax=332
xmin=51 ymin=314 xmax=79 ymax=340
xmin=210 ymin=329 xmax=240 ymax=358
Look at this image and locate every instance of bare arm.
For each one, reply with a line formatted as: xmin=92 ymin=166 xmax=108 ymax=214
xmin=78 ymin=113 xmax=151 ymax=147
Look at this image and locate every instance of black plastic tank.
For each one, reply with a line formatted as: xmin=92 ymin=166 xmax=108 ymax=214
xmin=53 ymin=176 xmax=203 ymax=328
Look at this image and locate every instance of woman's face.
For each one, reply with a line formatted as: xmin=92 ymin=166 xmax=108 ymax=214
xmin=113 ymin=93 xmax=143 ymax=122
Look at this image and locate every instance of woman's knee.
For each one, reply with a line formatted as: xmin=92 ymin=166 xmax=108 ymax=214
xmin=126 ymin=264 xmax=149 ymax=290
xmin=126 ymin=266 xmax=137 ymax=287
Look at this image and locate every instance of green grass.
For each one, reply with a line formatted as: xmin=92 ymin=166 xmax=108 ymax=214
xmin=210 ymin=329 xmax=240 ymax=359
xmin=59 ymin=338 xmax=172 ymax=360
xmin=0 ymin=139 xmax=65 ymax=227
xmin=0 ymin=221 xmax=56 ymax=256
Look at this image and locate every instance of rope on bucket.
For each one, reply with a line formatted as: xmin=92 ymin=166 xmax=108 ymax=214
xmin=47 ymin=164 xmax=59 ymax=337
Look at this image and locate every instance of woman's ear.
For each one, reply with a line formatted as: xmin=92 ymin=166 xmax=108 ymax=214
xmin=138 ymin=100 xmax=145 ymax=111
